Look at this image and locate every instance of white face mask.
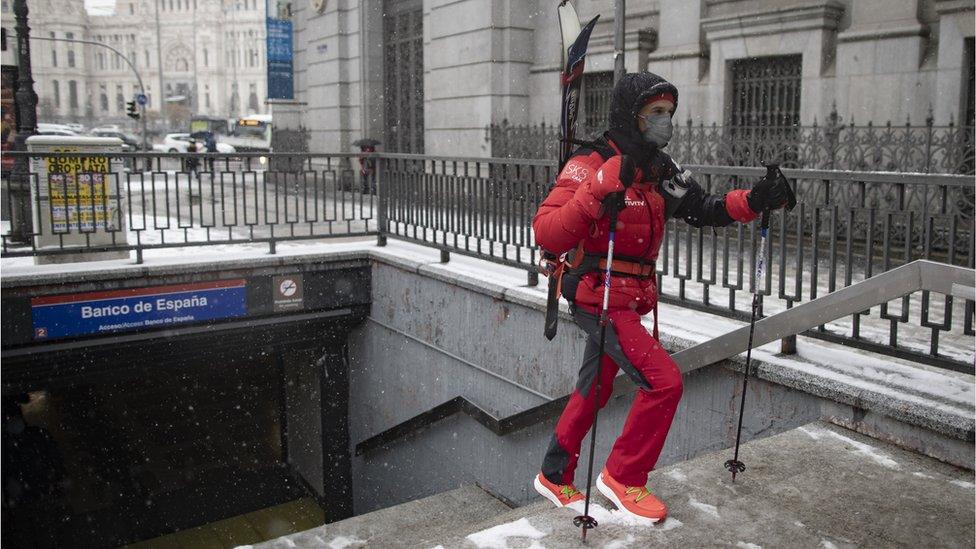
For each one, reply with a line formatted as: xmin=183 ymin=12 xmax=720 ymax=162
xmin=639 ymin=113 xmax=673 ymax=147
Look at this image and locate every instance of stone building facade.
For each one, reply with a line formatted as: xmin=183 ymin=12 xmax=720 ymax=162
xmin=284 ymin=0 xmax=973 ymax=158
xmin=7 ymin=0 xmax=268 ymax=128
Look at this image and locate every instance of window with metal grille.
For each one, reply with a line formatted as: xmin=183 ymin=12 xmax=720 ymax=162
xmin=581 ymin=71 xmax=613 ymax=134
xmin=728 ymin=55 xmax=802 ymax=127
xmin=383 ymin=0 xmax=424 ymax=154
xmin=726 ymin=55 xmax=802 ymax=166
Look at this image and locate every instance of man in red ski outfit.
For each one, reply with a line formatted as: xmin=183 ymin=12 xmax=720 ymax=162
xmin=531 ymin=72 xmax=791 ymax=523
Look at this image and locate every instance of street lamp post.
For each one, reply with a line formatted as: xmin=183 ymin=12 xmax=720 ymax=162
xmin=9 ymin=0 xmax=39 ymax=244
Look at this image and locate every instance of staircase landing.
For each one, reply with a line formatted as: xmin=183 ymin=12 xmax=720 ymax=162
xmin=256 ymin=422 xmax=974 ymax=548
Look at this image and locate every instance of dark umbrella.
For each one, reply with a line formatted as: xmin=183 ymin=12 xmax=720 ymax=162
xmin=352 ymin=138 xmax=381 ymax=149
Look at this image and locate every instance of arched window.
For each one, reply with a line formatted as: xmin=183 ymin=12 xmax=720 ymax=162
xmin=100 ymin=93 xmax=108 ymax=111
xmin=203 ymin=48 xmax=208 ymax=67
xmin=53 ymin=80 xmax=61 ymax=108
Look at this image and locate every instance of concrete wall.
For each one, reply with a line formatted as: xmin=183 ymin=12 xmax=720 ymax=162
xmin=292 ymin=0 xmax=363 ymax=156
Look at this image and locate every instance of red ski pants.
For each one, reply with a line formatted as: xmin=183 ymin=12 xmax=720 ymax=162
xmin=541 ymin=307 xmax=683 ymax=487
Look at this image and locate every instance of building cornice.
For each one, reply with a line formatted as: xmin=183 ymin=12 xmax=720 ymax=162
xmin=837 ymin=24 xmax=927 ymax=44
xmin=647 ymin=45 xmax=706 ymax=62
xmin=701 ymin=1 xmax=844 ymax=42
xmin=934 ymin=0 xmax=974 ymax=16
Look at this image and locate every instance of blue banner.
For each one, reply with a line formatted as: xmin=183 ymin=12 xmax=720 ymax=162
xmin=266 ymin=17 xmax=294 ymax=100
xmin=31 ymin=280 xmax=248 ymax=340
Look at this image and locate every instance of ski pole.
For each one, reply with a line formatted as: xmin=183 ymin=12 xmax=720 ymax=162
xmin=724 ymin=162 xmax=795 ymax=481
xmin=723 ymin=206 xmax=768 ymax=482
xmin=573 ymin=196 xmax=621 ymax=542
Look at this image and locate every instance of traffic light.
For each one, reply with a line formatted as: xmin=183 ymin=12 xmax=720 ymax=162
xmin=126 ymin=101 xmax=139 ymax=120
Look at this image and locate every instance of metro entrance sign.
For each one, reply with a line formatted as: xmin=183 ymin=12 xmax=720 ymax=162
xmin=136 ymin=93 xmax=147 ymax=106
xmin=31 ymin=279 xmax=248 ymax=340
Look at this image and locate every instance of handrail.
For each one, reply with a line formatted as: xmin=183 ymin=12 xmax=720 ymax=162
xmin=354 ymin=260 xmax=975 ymax=456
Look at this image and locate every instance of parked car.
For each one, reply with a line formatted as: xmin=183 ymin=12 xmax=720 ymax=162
xmin=153 ymin=133 xmax=235 ymax=153
xmin=89 ymin=129 xmax=144 ymax=152
xmin=36 ymin=128 xmax=78 ymax=137
xmin=65 ymin=123 xmax=86 ymax=133
xmin=90 ymin=125 xmax=122 ymax=133
xmin=36 ymin=123 xmax=78 ymax=136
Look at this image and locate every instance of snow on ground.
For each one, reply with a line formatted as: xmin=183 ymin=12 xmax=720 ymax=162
xmin=564 ymin=501 xmax=682 ymax=531
xmin=688 ymin=497 xmax=719 ymax=518
xmin=325 ymin=536 xmax=365 ymax=549
xmin=464 ymin=517 xmax=547 ymax=549
xmin=949 ymin=479 xmax=975 ymax=489
xmin=664 ymin=469 xmax=688 ymax=482
xmin=820 ymin=540 xmax=839 ymax=549
xmin=602 ymin=534 xmax=637 ymax=549
xmin=687 ymin=497 xmax=721 ymax=519
xmin=797 ymin=425 xmax=900 ymax=469
xmin=735 ymin=542 xmax=763 ymax=549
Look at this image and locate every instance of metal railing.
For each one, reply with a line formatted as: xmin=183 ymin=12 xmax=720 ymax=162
xmin=1 ymin=151 xmax=376 ymax=263
xmin=2 ymin=151 xmax=973 ymax=371
xmin=355 ymin=259 xmax=976 ymax=456
xmin=486 ymin=118 xmax=976 ymax=175
xmin=379 ymin=155 xmax=974 ymax=371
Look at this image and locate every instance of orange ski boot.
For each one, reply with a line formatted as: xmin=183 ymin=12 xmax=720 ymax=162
xmin=533 ymin=473 xmax=585 ymax=508
xmin=596 ymin=467 xmax=668 ymax=523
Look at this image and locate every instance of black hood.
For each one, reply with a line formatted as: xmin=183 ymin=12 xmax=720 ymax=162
xmin=605 ymin=71 xmax=679 ymax=166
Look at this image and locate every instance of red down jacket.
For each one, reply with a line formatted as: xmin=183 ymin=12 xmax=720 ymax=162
xmin=533 ymin=140 xmax=757 ymax=317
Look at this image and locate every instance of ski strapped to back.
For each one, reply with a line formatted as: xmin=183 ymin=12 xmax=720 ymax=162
xmin=541 ymin=1 xmax=600 ymax=341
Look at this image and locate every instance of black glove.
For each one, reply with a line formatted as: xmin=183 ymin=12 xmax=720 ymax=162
xmin=601 ymin=155 xmax=636 ymax=215
xmin=747 ymin=168 xmax=791 ymax=213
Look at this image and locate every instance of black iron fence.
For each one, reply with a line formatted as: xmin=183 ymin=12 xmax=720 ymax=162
xmin=1 ymin=152 xmax=375 ymax=263
xmin=2 ymin=150 xmax=973 ymax=372
xmin=486 ymin=116 xmax=976 ymax=175
xmin=379 ymin=154 xmax=974 ymax=372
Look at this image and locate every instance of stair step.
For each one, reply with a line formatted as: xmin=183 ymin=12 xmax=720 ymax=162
xmin=252 ymin=485 xmax=509 ymax=548
xmin=431 ymin=422 xmax=975 ymax=548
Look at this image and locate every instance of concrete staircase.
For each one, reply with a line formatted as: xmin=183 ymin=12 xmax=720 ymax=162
xmin=253 ymin=422 xmax=974 ymax=548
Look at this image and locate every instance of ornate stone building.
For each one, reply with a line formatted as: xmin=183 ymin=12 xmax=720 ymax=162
xmin=284 ymin=0 xmax=974 ymax=158
xmin=10 ymin=0 xmax=268 ymax=128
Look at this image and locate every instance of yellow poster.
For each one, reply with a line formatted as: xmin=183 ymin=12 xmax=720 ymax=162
xmin=45 ymin=149 xmax=115 ymax=233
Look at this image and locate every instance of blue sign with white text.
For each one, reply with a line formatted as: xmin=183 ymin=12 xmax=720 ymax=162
xmin=266 ymin=17 xmax=294 ymax=100
xmin=31 ymin=280 xmax=247 ymax=340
